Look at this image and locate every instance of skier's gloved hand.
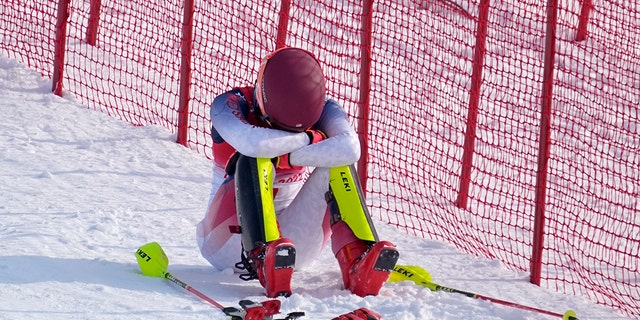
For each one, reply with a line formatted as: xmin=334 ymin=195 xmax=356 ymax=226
xmin=272 ymin=153 xmax=302 ymax=170
xmin=273 ymin=129 xmax=325 ymax=170
xmin=305 ymin=129 xmax=326 ymax=144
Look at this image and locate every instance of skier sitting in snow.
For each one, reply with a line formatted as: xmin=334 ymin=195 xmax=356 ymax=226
xmin=196 ymin=47 xmax=399 ymax=298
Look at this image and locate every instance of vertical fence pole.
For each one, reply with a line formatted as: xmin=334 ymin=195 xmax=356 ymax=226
xmin=86 ymin=0 xmax=102 ymax=46
xmin=356 ymin=0 xmax=374 ymax=192
xmin=176 ymin=0 xmax=195 ymax=146
xmin=52 ymin=0 xmax=71 ymax=96
xmin=275 ymin=0 xmax=291 ymax=49
xmin=575 ymin=0 xmax=592 ymax=41
xmin=530 ymin=0 xmax=559 ymax=286
xmin=456 ymin=0 xmax=490 ymax=209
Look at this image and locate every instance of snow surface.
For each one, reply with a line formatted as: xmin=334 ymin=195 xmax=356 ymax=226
xmin=0 ymin=57 xmax=628 ymax=319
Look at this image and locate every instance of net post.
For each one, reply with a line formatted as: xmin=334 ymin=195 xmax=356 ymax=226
xmin=531 ymin=0 xmax=559 ymax=286
xmin=86 ymin=0 xmax=102 ymax=46
xmin=177 ymin=0 xmax=195 ymax=146
xmin=52 ymin=0 xmax=71 ymax=96
xmin=456 ymin=0 xmax=491 ymax=209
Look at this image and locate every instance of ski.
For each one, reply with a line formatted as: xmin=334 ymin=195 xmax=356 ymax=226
xmin=222 ymin=299 xmax=305 ymax=320
xmin=331 ymin=307 xmax=382 ymax=320
xmin=222 ymin=299 xmax=382 ymax=320
xmin=222 ymin=300 xmax=382 ymax=320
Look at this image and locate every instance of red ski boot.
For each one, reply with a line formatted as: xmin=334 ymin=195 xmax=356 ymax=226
xmin=238 ymin=238 xmax=296 ymax=298
xmin=335 ymin=240 xmax=399 ymax=297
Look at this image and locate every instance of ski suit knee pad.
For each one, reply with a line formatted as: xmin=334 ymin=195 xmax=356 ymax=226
xmin=234 ymin=155 xmax=281 ymax=251
xmin=326 ymin=165 xmax=379 ymax=242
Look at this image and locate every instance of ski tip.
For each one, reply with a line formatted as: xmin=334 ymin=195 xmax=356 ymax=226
xmin=563 ymin=309 xmax=579 ymax=320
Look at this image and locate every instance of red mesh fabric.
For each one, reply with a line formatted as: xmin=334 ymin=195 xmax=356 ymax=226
xmin=2 ymin=0 xmax=638 ymax=316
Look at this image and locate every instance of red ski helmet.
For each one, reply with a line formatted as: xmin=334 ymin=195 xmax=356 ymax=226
xmin=255 ymin=47 xmax=326 ymax=132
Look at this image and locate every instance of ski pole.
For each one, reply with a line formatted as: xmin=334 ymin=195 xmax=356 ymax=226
xmin=389 ymin=264 xmax=579 ymax=320
xmin=135 ymin=242 xmax=226 ymax=309
xmin=134 ymin=242 xmax=304 ymax=319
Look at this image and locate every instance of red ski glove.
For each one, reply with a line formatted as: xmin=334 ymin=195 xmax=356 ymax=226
xmin=273 ymin=130 xmax=325 ymax=170
xmin=272 ymin=153 xmax=302 ymax=170
xmin=305 ymin=129 xmax=326 ymax=144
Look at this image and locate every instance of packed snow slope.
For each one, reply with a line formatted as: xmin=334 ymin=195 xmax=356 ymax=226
xmin=0 ymin=57 xmax=627 ymax=319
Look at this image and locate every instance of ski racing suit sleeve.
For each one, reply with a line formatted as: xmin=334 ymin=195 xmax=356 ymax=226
xmin=211 ymin=91 xmax=360 ymax=167
xmin=288 ymin=99 xmax=360 ymax=168
xmin=210 ymin=91 xmax=311 ymax=158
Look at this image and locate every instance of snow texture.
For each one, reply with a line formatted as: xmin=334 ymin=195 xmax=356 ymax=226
xmin=0 ymin=57 xmax=627 ymax=319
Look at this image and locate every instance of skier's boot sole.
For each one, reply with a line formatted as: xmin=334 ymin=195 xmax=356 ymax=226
xmin=261 ymin=238 xmax=296 ymax=298
xmin=348 ymin=241 xmax=399 ymax=297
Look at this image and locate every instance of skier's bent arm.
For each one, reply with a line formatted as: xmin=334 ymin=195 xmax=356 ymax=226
xmin=211 ymin=92 xmax=310 ymax=158
xmin=288 ymin=100 xmax=361 ymax=168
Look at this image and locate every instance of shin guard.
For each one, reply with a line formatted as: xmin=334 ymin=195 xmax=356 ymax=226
xmin=234 ymin=156 xmax=281 ymax=250
xmin=327 ymin=165 xmax=399 ymax=296
xmin=234 ymin=155 xmax=295 ymax=297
